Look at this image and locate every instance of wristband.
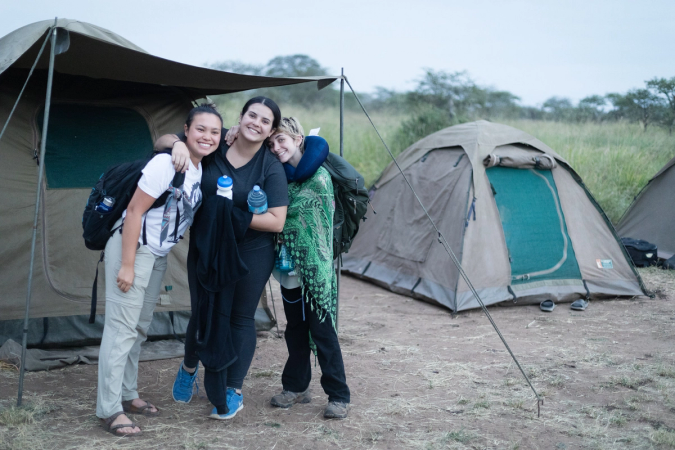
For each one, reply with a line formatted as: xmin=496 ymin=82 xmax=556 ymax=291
xmin=171 ymin=139 xmax=182 ymax=147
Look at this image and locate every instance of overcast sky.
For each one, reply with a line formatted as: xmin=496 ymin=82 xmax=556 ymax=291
xmin=2 ymin=0 xmax=673 ymax=106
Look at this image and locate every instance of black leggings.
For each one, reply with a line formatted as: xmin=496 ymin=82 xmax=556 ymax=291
xmin=280 ymin=286 xmax=350 ymax=403
xmin=184 ymin=237 xmax=275 ymax=408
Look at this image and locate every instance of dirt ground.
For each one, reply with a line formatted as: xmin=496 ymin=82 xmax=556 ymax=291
xmin=1 ymin=268 xmax=675 ymax=450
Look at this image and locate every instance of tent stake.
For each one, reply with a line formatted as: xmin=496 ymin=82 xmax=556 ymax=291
xmin=17 ymin=21 xmax=58 ymax=407
xmin=335 ymin=68 xmax=345 ymax=332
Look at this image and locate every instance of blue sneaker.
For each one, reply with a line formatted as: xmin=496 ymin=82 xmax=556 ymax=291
xmin=209 ymin=389 xmax=243 ymax=420
xmin=172 ymin=363 xmax=198 ymax=403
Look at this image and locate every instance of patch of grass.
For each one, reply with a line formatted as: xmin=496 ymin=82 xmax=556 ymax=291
xmin=610 ymin=375 xmax=653 ymax=390
xmin=508 ymin=399 xmax=524 ymax=409
xmin=252 ymin=370 xmax=275 ymax=378
xmin=548 ymin=376 xmax=565 ymax=388
xmin=440 ymin=429 xmax=473 ymax=444
xmin=610 ymin=413 xmax=627 ymax=427
xmin=656 ymin=365 xmax=675 ymax=379
xmin=0 ymin=400 xmax=54 ymax=427
xmin=651 ymin=429 xmax=675 ymax=448
xmin=264 ymin=422 xmax=281 ymax=428
xmin=457 ymin=397 xmax=470 ymax=405
xmin=473 ymin=400 xmax=490 ymax=409
xmin=624 ymin=396 xmax=641 ymax=411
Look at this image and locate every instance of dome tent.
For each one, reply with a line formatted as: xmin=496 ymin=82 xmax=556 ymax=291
xmin=342 ymin=121 xmax=646 ymax=312
xmin=617 ymin=155 xmax=675 ymax=260
xmin=0 ymin=19 xmax=337 ymax=348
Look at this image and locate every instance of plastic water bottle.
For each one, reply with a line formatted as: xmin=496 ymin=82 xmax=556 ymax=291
xmin=216 ymin=176 xmax=233 ymax=199
xmin=95 ymin=196 xmax=115 ymax=214
xmin=276 ymin=244 xmax=295 ymax=273
xmin=247 ymin=185 xmax=268 ymax=214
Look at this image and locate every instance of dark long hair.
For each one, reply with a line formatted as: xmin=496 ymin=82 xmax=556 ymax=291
xmin=240 ymin=96 xmax=281 ymax=130
xmin=186 ymin=102 xmax=223 ymax=128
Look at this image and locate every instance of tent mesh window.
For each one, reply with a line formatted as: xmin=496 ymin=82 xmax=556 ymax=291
xmin=487 ymin=166 xmax=582 ymax=285
xmin=38 ymin=104 xmax=154 ymax=189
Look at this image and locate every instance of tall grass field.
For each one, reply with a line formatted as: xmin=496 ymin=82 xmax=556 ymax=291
xmin=215 ymin=97 xmax=675 ymax=224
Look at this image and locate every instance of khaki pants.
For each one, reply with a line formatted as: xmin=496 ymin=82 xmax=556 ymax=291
xmin=96 ymin=222 xmax=167 ymax=419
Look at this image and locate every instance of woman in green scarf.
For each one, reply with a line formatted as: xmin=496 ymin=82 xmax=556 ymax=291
xmin=268 ymin=117 xmax=350 ymax=419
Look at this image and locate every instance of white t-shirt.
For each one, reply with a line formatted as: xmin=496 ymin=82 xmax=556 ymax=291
xmin=123 ymin=154 xmax=203 ymax=257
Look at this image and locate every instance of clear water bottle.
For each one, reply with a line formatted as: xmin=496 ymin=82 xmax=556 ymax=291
xmin=216 ymin=176 xmax=233 ymax=199
xmin=95 ymin=196 xmax=115 ymax=214
xmin=247 ymin=185 xmax=268 ymax=214
xmin=276 ymin=243 xmax=295 ymax=273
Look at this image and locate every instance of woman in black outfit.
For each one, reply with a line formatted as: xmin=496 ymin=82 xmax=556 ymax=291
xmin=154 ymin=97 xmax=287 ymax=419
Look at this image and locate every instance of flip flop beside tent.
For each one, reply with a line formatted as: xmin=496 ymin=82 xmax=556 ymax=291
xmin=342 ymin=120 xmax=646 ymax=311
xmin=617 ymin=156 xmax=675 ymax=260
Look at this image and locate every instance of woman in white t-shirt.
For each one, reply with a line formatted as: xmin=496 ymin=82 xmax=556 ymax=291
xmin=96 ymin=104 xmax=222 ymax=437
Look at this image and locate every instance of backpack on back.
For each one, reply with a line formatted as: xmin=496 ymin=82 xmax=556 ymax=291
xmin=322 ymin=152 xmax=371 ymax=260
xmin=82 ymin=150 xmax=184 ymax=324
xmin=82 ymin=150 xmax=183 ymax=251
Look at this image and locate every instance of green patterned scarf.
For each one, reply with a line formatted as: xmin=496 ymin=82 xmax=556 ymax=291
xmin=280 ymin=166 xmax=337 ymax=328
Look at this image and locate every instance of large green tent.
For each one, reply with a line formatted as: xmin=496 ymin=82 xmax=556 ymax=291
xmin=342 ymin=121 xmax=646 ymax=311
xmin=0 ymin=19 xmax=337 ymax=348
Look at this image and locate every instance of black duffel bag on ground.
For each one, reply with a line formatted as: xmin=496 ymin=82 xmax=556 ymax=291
xmin=621 ymin=237 xmax=658 ymax=267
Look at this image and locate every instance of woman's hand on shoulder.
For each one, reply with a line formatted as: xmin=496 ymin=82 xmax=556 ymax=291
xmin=225 ymin=126 xmax=240 ymax=146
xmin=171 ymin=141 xmax=190 ymax=173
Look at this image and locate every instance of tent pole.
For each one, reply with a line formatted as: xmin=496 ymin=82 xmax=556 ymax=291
xmin=336 ymin=68 xmax=345 ymax=331
xmin=17 ymin=23 xmax=58 ymax=407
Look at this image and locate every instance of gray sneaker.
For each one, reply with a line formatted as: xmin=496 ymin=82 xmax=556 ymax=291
xmin=324 ymin=401 xmax=349 ymax=419
xmin=270 ymin=388 xmax=311 ymax=408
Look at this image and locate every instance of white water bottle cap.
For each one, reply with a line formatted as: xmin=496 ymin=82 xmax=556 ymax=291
xmin=218 ymin=176 xmax=232 ymax=188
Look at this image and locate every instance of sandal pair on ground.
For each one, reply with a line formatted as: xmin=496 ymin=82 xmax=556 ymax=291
xmin=100 ymin=399 xmax=160 ymax=437
xmin=172 ymin=363 xmax=349 ymax=420
xmin=540 ymin=299 xmax=589 ymax=312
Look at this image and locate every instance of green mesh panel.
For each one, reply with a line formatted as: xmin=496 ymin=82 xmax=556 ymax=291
xmin=487 ymin=167 xmax=581 ymax=285
xmin=38 ymin=105 xmax=153 ymax=189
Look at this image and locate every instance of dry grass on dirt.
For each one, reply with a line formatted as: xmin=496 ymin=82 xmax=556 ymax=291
xmin=1 ymin=268 xmax=675 ymax=450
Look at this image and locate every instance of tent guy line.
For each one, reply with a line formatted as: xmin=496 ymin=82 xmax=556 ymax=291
xmin=343 ymin=77 xmax=544 ymax=417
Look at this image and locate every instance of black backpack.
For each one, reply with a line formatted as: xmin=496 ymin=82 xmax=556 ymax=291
xmin=621 ymin=237 xmax=658 ymax=267
xmin=82 ymin=150 xmax=184 ymax=323
xmin=322 ymin=152 xmax=372 ymax=260
xmin=82 ymin=150 xmax=184 ymax=251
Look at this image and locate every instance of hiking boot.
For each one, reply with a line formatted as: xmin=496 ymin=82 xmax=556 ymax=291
xmin=270 ymin=388 xmax=312 ymax=408
xmin=172 ymin=363 xmax=198 ymax=403
xmin=324 ymin=401 xmax=349 ymax=419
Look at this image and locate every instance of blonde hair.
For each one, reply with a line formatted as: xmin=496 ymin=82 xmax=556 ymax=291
xmin=275 ymin=117 xmax=305 ymax=152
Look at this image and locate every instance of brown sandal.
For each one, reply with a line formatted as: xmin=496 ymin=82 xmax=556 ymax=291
xmin=122 ymin=399 xmax=161 ymax=417
xmin=101 ymin=411 xmax=143 ymax=437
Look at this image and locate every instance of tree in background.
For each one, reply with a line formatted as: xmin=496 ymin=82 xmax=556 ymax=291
xmin=577 ymin=95 xmax=606 ymax=122
xmin=541 ymin=97 xmax=575 ymax=122
xmin=209 ymin=54 xmax=337 ymax=109
xmin=647 ymin=77 xmax=675 ymax=134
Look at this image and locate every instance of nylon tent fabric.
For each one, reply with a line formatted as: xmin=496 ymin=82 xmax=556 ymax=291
xmin=0 ymin=18 xmax=336 ymax=346
xmin=617 ymin=156 xmax=675 ymax=259
xmin=0 ymin=19 xmax=338 ymax=97
xmin=343 ymin=121 xmax=646 ymax=312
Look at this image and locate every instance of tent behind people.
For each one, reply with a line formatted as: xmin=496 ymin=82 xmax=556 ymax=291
xmin=0 ymin=19 xmax=337 ymax=347
xmin=342 ymin=120 xmax=646 ymax=312
xmin=617 ymin=156 xmax=675 ymax=260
